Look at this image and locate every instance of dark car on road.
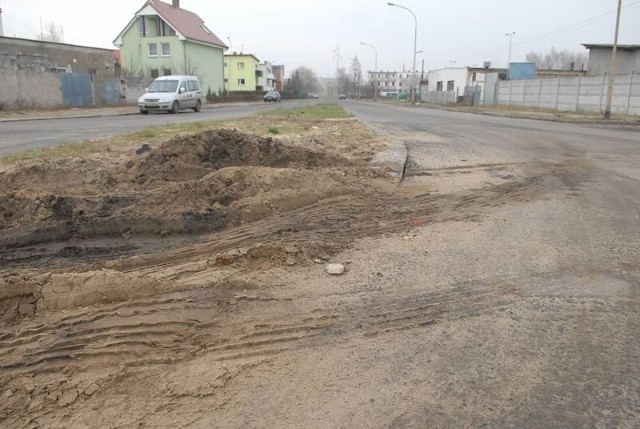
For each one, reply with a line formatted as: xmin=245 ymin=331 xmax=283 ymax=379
xmin=264 ymin=90 xmax=281 ymax=102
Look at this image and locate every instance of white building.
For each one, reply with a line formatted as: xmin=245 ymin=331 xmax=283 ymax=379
xmin=368 ymin=71 xmax=414 ymax=97
xmin=425 ymin=66 xmax=507 ymax=104
xmin=256 ymin=61 xmax=275 ymax=91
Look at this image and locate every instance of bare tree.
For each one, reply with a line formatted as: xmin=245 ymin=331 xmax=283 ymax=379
xmin=349 ymin=56 xmax=362 ymax=98
xmin=526 ymin=47 xmax=588 ymax=70
xmin=285 ymin=66 xmax=321 ymax=94
xmin=336 ymin=67 xmax=350 ymax=95
xmin=40 ymin=21 xmax=64 ymax=43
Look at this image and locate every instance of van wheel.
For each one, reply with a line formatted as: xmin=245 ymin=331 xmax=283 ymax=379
xmin=193 ymin=100 xmax=201 ymax=112
xmin=170 ymin=101 xmax=179 ymax=114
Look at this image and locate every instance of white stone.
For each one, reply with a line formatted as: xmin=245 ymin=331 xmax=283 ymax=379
xmin=326 ymin=263 xmax=345 ymax=275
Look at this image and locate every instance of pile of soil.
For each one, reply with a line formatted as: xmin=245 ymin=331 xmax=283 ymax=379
xmin=0 ymin=127 xmax=390 ymax=264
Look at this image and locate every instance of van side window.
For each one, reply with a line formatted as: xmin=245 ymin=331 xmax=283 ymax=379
xmin=179 ymin=82 xmax=187 ymax=92
xmin=187 ymin=80 xmax=200 ymax=91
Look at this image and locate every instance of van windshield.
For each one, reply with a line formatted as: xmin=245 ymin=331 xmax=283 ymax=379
xmin=148 ymin=80 xmax=179 ymax=93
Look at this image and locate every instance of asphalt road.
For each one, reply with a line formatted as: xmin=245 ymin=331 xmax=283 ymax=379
xmin=0 ymin=100 xmax=318 ymax=157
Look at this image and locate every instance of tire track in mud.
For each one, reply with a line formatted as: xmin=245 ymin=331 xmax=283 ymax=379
xmin=0 ymin=279 xmax=518 ymax=383
xmin=86 ymin=169 xmax=548 ymax=275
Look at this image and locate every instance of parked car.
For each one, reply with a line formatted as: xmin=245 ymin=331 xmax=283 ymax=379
xmin=264 ymin=90 xmax=282 ymax=102
xmin=138 ymin=75 xmax=203 ymax=114
xmin=338 ymin=94 xmax=347 ymax=100
xmin=308 ymin=93 xmax=320 ymax=99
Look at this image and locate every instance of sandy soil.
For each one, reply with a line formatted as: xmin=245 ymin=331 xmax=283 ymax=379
xmin=1 ymin=108 xmax=637 ymax=428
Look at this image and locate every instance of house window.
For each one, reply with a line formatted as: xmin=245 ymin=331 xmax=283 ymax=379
xmin=163 ymin=68 xmax=171 ymax=76
xmin=472 ymin=72 xmax=477 ymax=82
xmin=224 ymin=78 xmax=228 ymax=83
xmin=148 ymin=43 xmax=158 ymax=57
xmin=150 ymin=69 xmax=159 ymax=78
xmin=436 ymin=81 xmax=443 ymax=92
xmin=157 ymin=17 xmax=166 ymax=36
xmin=447 ymin=80 xmax=455 ymax=92
xmin=138 ymin=16 xmax=147 ymax=37
xmin=237 ymin=78 xmax=245 ymax=86
xmin=161 ymin=43 xmax=171 ymax=57
xmin=224 ymin=62 xmax=228 ymax=68
xmin=237 ymin=62 xmax=244 ymax=70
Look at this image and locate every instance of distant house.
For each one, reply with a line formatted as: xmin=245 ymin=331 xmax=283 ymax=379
xmin=256 ymin=61 xmax=275 ymax=92
xmin=113 ymin=0 xmax=227 ymax=95
xmin=425 ymin=66 xmax=507 ymax=104
xmin=369 ymin=71 xmax=414 ymax=97
xmin=224 ymin=53 xmax=260 ymax=92
xmin=273 ymin=65 xmax=285 ymax=91
xmin=582 ymin=44 xmax=640 ymax=76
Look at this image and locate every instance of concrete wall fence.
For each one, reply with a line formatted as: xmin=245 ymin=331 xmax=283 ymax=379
xmin=496 ymin=73 xmax=639 ymax=115
xmin=421 ymin=91 xmax=456 ymax=105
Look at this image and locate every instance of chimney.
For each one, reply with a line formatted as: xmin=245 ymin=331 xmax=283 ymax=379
xmin=0 ymin=7 xmax=4 ymax=37
xmin=172 ymin=0 xmax=179 ymax=7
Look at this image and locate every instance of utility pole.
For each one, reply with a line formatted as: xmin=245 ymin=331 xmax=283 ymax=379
xmin=334 ymin=45 xmax=341 ymax=97
xmin=0 ymin=1 xmax=4 ymax=37
xmin=604 ymin=0 xmax=623 ymax=119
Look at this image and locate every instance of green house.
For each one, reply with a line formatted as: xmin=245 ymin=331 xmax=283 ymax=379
xmin=113 ymin=0 xmax=227 ymax=96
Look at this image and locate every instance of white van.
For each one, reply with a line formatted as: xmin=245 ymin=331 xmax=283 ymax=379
xmin=138 ymin=75 xmax=203 ymax=114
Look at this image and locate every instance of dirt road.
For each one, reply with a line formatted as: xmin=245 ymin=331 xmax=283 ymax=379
xmin=1 ymin=103 xmax=638 ymax=428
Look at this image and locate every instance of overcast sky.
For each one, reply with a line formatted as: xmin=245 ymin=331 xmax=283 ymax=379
xmin=2 ymin=0 xmax=640 ymax=77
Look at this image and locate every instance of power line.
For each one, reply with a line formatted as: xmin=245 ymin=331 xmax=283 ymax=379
xmin=450 ymin=0 xmax=640 ymax=63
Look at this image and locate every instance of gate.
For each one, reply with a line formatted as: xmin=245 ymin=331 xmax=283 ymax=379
xmin=60 ymin=73 xmax=94 ymax=106
xmin=102 ymin=79 xmax=121 ymax=104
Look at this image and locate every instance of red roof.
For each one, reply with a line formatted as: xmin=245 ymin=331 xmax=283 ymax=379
xmin=142 ymin=0 xmax=227 ymax=49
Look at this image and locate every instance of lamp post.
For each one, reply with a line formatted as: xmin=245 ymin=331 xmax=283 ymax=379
xmin=388 ymin=2 xmax=417 ymax=103
xmin=506 ymin=32 xmax=515 ymax=79
xmin=361 ymin=42 xmax=378 ymax=101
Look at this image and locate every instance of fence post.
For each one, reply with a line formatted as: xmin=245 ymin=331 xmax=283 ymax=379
xmin=626 ymin=71 xmax=635 ymax=115
xmin=575 ymin=75 xmax=582 ymax=111
xmin=508 ymin=80 xmax=513 ymax=106
xmin=554 ymin=76 xmax=560 ymax=110
xmin=522 ymin=79 xmax=527 ymax=107
xmin=599 ymin=73 xmax=606 ymax=113
xmin=537 ymin=78 xmax=543 ymax=108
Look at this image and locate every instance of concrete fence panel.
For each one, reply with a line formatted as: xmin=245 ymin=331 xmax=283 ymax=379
xmin=497 ymin=73 xmax=639 ymax=115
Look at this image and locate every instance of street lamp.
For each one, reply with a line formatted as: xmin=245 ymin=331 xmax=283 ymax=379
xmin=506 ymin=32 xmax=515 ymax=79
xmin=388 ymin=2 xmax=417 ymax=103
xmin=361 ymin=42 xmax=378 ymax=101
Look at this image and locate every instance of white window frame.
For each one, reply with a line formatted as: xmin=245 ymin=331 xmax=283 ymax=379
xmin=237 ymin=78 xmax=245 ymax=86
xmin=161 ymin=43 xmax=171 ymax=57
xmin=148 ymin=43 xmax=158 ymax=57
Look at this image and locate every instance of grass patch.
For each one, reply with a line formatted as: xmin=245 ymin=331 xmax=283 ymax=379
xmin=0 ymin=106 xmax=353 ymax=165
xmin=0 ymin=120 xmax=226 ymax=165
xmin=267 ymin=125 xmax=280 ymax=134
xmin=259 ymin=104 xmax=351 ymax=119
